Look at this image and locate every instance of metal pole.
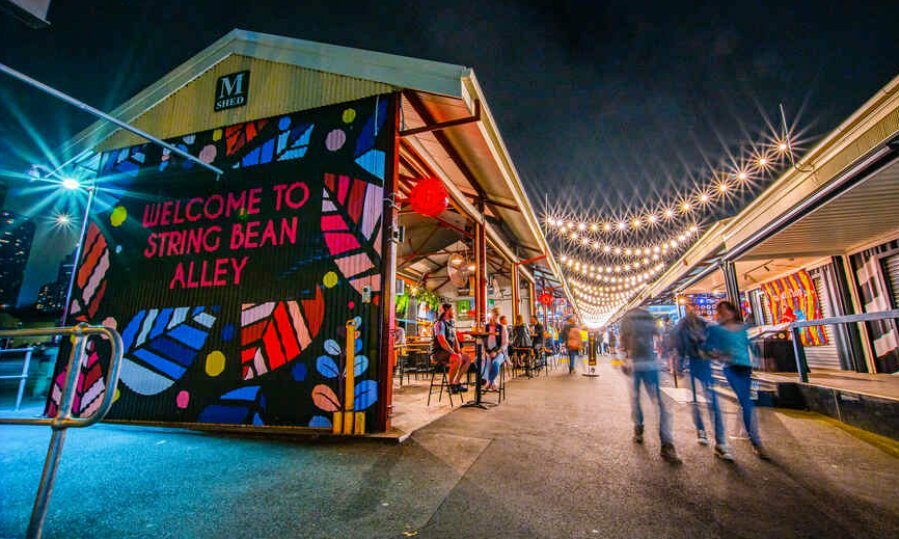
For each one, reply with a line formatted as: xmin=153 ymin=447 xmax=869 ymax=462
xmin=790 ymin=326 xmax=809 ymax=383
xmin=60 ymin=184 xmax=96 ymax=327
xmin=779 ymin=103 xmax=797 ymax=168
xmin=27 ymin=333 xmax=87 ymax=539
xmin=15 ymin=348 xmax=33 ymax=411
xmin=0 ymin=62 xmax=223 ymax=179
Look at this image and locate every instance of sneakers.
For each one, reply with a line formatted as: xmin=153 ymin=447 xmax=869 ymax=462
xmin=697 ymin=430 xmax=709 ymax=446
xmin=633 ymin=426 xmax=644 ymax=444
xmin=752 ymin=444 xmax=771 ymax=460
xmin=714 ymin=444 xmax=735 ymax=462
xmin=660 ymin=443 xmax=682 ymax=465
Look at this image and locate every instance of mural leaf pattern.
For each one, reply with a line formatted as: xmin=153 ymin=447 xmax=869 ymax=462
xmin=68 ymin=223 xmax=110 ymax=322
xmin=119 ymin=306 xmax=217 ymax=395
xmin=321 ymin=174 xmax=383 ymax=296
xmin=240 ymin=286 xmax=325 ymax=380
xmin=198 ymin=385 xmax=266 ymax=425
xmin=45 ymin=343 xmax=106 ymax=418
xmin=312 ymin=384 xmax=341 ymax=412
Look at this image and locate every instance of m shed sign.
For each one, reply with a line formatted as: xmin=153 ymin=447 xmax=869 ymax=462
xmin=214 ymin=70 xmax=250 ymax=111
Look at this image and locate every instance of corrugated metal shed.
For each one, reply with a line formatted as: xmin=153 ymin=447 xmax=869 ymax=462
xmin=99 ymin=55 xmax=395 ymax=151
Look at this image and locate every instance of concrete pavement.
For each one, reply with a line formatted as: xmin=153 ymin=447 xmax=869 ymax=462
xmin=2 ymin=362 xmax=897 ymax=538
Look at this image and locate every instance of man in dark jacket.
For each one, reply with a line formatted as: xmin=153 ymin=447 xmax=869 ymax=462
xmin=675 ymin=304 xmax=730 ymax=460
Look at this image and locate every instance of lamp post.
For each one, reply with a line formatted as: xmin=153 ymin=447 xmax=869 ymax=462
xmin=57 ymin=177 xmax=95 ymax=328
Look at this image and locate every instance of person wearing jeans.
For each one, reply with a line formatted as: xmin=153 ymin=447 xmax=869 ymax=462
xmin=675 ymin=304 xmax=730 ymax=460
xmin=706 ymin=300 xmax=769 ymax=460
xmin=631 ymin=367 xmax=674 ymax=448
xmin=620 ymin=307 xmax=680 ymax=464
xmin=561 ymin=316 xmax=581 ymax=374
xmin=481 ymin=310 xmax=508 ymax=391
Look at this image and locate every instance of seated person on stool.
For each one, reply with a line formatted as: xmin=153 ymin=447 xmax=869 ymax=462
xmin=481 ymin=309 xmax=508 ymax=392
xmin=511 ymin=314 xmax=533 ymax=370
xmin=433 ymin=303 xmax=472 ymax=394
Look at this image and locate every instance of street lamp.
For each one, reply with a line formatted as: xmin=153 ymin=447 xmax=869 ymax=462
xmin=61 ymin=178 xmax=80 ymax=190
xmin=29 ymin=165 xmax=96 ymax=327
xmin=60 ymin=179 xmax=96 ymax=327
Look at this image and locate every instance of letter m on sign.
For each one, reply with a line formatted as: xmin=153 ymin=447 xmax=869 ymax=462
xmin=215 ymin=70 xmax=250 ymax=111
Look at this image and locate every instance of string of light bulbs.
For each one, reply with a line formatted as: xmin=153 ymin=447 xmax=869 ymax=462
xmin=555 ymin=224 xmax=701 ymax=258
xmin=543 ymin=135 xmax=792 ymax=235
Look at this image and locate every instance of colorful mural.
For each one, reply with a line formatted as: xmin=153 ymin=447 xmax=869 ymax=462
xmin=761 ymin=269 xmax=828 ymax=346
xmin=48 ymin=94 xmax=395 ymax=430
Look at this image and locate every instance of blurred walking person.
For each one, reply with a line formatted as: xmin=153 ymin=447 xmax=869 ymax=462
xmin=705 ymin=300 xmax=769 ymax=460
xmin=560 ymin=316 xmax=582 ymax=374
xmin=675 ymin=302 xmax=732 ymax=461
xmin=530 ymin=315 xmax=545 ymax=369
xmin=620 ymin=307 xmax=680 ymax=464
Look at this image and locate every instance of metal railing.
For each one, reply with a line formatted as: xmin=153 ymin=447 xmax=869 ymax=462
xmin=0 ymin=324 xmax=123 ymax=539
xmin=0 ymin=346 xmax=34 ymax=411
xmin=790 ymin=309 xmax=899 ymax=382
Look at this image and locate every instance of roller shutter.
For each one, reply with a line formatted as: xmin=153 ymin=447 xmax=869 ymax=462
xmin=804 ymin=269 xmax=841 ymax=371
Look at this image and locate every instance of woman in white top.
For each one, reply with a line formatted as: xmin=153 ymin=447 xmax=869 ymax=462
xmin=481 ymin=309 xmax=508 ymax=391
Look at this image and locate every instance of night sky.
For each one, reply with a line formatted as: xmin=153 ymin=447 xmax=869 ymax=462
xmin=1 ymin=0 xmax=897 ymax=306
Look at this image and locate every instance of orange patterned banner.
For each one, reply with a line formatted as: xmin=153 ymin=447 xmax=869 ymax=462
xmin=761 ymin=269 xmax=828 ymax=346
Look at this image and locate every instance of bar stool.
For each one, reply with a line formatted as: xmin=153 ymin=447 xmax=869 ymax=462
xmin=498 ymin=361 xmax=508 ymax=403
xmin=427 ymin=360 xmax=455 ymax=407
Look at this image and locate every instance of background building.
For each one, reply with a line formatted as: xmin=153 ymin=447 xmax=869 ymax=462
xmin=0 ymin=210 xmax=35 ymax=309
xmin=35 ymin=251 xmax=75 ymax=313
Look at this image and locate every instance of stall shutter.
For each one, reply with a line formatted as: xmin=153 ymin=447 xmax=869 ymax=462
xmin=804 ymin=271 xmax=842 ymax=371
xmin=884 ymin=254 xmax=899 ymax=309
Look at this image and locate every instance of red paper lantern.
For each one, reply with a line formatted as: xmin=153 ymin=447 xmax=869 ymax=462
xmin=539 ymin=292 xmax=553 ymax=306
xmin=409 ymin=177 xmax=449 ymax=217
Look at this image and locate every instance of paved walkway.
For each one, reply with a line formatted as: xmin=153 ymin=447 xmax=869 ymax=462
xmin=2 ymin=363 xmax=897 ymax=538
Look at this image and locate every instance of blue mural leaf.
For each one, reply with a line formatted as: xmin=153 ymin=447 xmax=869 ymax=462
xmin=355 ymin=380 xmax=378 ymax=411
xmin=291 ymin=362 xmax=307 ymax=381
xmin=324 ymin=339 xmax=341 ymax=356
xmin=353 ymin=316 xmax=362 ymax=330
xmin=316 ymin=355 xmax=339 ymax=379
xmin=354 ymin=355 xmax=368 ymax=377
xmin=354 ymin=338 xmax=363 ymax=354
xmin=309 ymin=415 xmax=332 ymax=428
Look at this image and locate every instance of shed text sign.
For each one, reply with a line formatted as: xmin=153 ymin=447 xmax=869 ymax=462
xmin=214 ymin=70 xmax=250 ymax=111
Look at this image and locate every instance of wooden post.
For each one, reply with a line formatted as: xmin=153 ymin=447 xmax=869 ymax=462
xmin=474 ymin=199 xmax=488 ymax=329
xmin=511 ymin=263 xmax=520 ymax=321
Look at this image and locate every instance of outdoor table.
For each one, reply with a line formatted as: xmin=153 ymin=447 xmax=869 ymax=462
xmin=460 ymin=329 xmax=497 ymax=409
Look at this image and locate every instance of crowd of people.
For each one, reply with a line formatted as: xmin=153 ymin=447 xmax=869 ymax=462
xmin=431 ymin=304 xmax=549 ymax=394
xmin=430 ymin=299 xmax=765 ymax=466
xmin=619 ymin=299 xmax=767 ymax=464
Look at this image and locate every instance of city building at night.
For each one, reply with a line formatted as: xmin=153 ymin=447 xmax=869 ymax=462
xmin=35 ymin=251 xmax=75 ymax=313
xmin=0 ymin=210 xmax=35 ymax=309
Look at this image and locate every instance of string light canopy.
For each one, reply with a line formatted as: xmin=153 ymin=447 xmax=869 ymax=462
xmin=544 ymin=130 xmax=798 ymax=326
xmin=555 ymin=224 xmax=700 ymax=260
xmin=544 ymin=135 xmax=793 ymax=235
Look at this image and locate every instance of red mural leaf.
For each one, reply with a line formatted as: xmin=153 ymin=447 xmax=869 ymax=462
xmin=239 ymin=287 xmax=325 ymax=380
xmin=312 ymin=384 xmax=341 ymax=412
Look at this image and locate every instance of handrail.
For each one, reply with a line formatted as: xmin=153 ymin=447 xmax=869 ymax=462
xmin=789 ymin=310 xmax=899 ymax=382
xmin=0 ymin=324 xmax=123 ymax=428
xmin=0 ymin=323 xmax=123 ymax=539
xmin=0 ymin=346 xmax=35 ymax=411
